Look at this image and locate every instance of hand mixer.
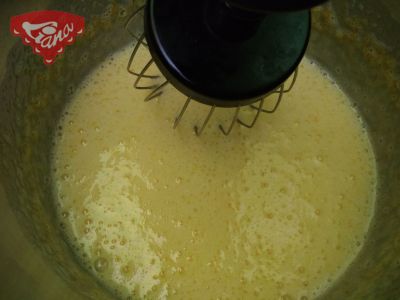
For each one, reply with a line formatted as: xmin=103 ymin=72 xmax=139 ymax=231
xmin=126 ymin=0 xmax=327 ymax=136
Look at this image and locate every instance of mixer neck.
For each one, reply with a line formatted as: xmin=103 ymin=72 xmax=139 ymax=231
xmin=226 ymin=0 xmax=328 ymax=12
xmin=205 ymin=0 xmax=265 ymax=42
xmin=205 ymin=0 xmax=327 ymax=42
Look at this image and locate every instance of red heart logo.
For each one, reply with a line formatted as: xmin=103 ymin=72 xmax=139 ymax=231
xmin=10 ymin=11 xmax=85 ymax=65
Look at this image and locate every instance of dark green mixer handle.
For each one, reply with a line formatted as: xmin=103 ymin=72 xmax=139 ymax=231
xmin=145 ymin=0 xmax=327 ymax=107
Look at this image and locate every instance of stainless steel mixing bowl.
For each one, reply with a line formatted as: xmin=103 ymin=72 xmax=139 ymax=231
xmin=0 ymin=0 xmax=399 ymax=299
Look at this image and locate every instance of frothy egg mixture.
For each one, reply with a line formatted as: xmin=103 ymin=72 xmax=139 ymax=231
xmin=52 ymin=46 xmax=376 ymax=300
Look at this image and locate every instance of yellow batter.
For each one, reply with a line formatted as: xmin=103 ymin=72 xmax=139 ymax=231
xmin=52 ymin=46 xmax=376 ymax=300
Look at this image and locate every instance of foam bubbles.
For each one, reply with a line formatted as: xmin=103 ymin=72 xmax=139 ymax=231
xmin=94 ymin=257 xmax=109 ymax=273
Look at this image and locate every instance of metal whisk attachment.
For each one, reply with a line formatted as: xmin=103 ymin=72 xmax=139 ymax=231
xmin=125 ymin=0 xmax=324 ymax=136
